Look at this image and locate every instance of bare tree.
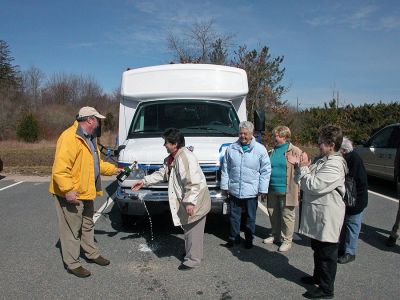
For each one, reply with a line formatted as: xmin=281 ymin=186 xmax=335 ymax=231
xmin=22 ymin=66 xmax=46 ymax=107
xmin=167 ymin=19 xmax=233 ymax=64
xmin=78 ymin=75 xmax=103 ymax=105
xmin=209 ymin=38 xmax=229 ymax=65
xmin=42 ymin=73 xmax=104 ymax=105
xmin=167 ymin=32 xmax=191 ymax=63
xmin=187 ymin=20 xmax=216 ymax=62
xmin=166 ymin=21 xmax=288 ymax=120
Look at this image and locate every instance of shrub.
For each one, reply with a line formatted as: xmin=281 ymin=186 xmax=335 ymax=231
xmin=16 ymin=112 xmax=39 ymax=142
xmin=296 ymin=102 xmax=400 ymax=145
xmin=104 ymin=112 xmax=115 ymax=132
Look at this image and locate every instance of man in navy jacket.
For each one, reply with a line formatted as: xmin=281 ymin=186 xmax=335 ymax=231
xmin=338 ymin=137 xmax=368 ymax=264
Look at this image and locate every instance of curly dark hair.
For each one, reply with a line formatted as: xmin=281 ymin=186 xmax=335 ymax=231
xmin=163 ymin=128 xmax=185 ymax=148
xmin=319 ymin=125 xmax=343 ymax=152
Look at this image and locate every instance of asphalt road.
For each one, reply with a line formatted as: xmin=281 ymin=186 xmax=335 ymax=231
xmin=0 ymin=175 xmax=399 ymax=300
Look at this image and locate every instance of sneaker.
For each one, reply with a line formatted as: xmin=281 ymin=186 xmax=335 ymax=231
xmin=386 ymin=235 xmax=397 ymax=247
xmin=263 ymin=236 xmax=279 ymax=245
xmin=68 ymin=266 xmax=91 ymax=278
xmin=278 ymin=241 xmax=292 ymax=252
xmin=90 ymin=255 xmax=110 ymax=266
xmin=178 ymin=264 xmax=194 ymax=271
xmin=337 ymin=253 xmax=355 ymax=264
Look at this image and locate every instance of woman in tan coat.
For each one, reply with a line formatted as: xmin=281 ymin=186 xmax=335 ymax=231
xmin=263 ymin=126 xmax=302 ymax=252
xmin=288 ymin=125 xmax=347 ymax=299
xmin=132 ymin=128 xmax=211 ymax=271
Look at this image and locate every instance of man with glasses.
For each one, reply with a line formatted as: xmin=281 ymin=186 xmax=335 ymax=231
xmin=49 ymin=106 xmax=120 ymax=278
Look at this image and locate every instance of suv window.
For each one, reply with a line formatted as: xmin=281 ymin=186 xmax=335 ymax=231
xmin=370 ymin=127 xmax=393 ymax=148
xmin=389 ymin=126 xmax=400 ymax=148
xmin=370 ymin=126 xmax=400 ymax=148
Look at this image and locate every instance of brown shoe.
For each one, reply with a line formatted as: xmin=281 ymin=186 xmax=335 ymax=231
xmin=90 ymin=255 xmax=110 ymax=266
xmin=68 ymin=266 xmax=91 ymax=278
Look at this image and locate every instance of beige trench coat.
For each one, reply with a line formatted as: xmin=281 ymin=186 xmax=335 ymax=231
xmin=143 ymin=147 xmax=211 ymax=226
xmin=296 ymin=153 xmax=347 ymax=243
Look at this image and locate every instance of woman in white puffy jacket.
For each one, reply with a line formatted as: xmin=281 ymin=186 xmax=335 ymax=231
xmin=288 ymin=125 xmax=347 ymax=299
xmin=221 ymin=121 xmax=271 ymax=249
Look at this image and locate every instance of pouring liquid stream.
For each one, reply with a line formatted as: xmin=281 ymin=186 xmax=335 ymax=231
xmin=138 ymin=192 xmax=154 ymax=243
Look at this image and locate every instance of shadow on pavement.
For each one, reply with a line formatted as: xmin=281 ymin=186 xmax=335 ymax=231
xmin=203 ymin=214 xmax=311 ymax=289
xmin=227 ymin=244 xmax=310 ymax=289
xmin=98 ymin=181 xmax=312 ymax=287
xmin=367 ymin=176 xmax=398 ymax=199
xmin=359 ymin=223 xmax=400 ymax=254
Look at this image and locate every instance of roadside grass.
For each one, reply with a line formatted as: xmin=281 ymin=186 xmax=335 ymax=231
xmin=0 ymin=140 xmax=55 ymax=176
xmin=0 ymin=131 xmax=118 ymax=176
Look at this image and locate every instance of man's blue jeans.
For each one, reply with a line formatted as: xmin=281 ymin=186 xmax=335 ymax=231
xmin=339 ymin=212 xmax=364 ymax=256
xmin=229 ymin=196 xmax=258 ymax=242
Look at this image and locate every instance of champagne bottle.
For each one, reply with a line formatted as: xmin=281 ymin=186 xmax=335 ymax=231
xmin=117 ymin=161 xmax=137 ymax=182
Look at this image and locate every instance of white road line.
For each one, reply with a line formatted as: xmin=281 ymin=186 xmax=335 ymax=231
xmin=258 ymin=201 xmax=270 ymax=216
xmin=93 ymin=197 xmax=114 ymax=223
xmin=0 ymin=181 xmax=24 ymax=191
xmin=368 ymin=190 xmax=399 ymax=203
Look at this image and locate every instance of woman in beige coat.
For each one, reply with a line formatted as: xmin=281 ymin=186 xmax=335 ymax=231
xmin=288 ymin=125 xmax=347 ymax=299
xmin=132 ymin=128 xmax=211 ymax=271
xmin=263 ymin=126 xmax=302 ymax=252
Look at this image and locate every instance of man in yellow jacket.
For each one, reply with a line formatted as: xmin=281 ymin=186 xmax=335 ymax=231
xmin=49 ymin=106 xmax=119 ymax=278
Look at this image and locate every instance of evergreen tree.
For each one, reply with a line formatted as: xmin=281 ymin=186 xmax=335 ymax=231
xmin=16 ymin=113 xmax=39 ymax=142
xmin=0 ymin=40 xmax=21 ymax=90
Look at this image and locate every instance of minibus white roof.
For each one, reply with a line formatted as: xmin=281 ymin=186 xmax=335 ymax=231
xmin=121 ymin=64 xmax=248 ymax=100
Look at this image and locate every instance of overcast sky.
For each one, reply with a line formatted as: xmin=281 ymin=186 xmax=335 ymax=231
xmin=1 ymin=0 xmax=399 ymax=108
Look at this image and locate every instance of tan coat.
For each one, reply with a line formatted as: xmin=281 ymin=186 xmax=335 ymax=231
xmin=143 ymin=148 xmax=211 ymax=226
xmin=296 ymin=153 xmax=347 ymax=243
xmin=269 ymin=143 xmax=302 ymax=206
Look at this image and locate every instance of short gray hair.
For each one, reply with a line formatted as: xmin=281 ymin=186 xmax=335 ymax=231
xmin=340 ymin=136 xmax=353 ymax=153
xmin=239 ymin=121 xmax=254 ymax=133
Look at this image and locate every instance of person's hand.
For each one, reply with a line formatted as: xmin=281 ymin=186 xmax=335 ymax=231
xmin=131 ymin=179 xmax=144 ymax=191
xmin=65 ymin=191 xmax=79 ymax=204
xmin=115 ymin=168 xmax=124 ymax=175
xmin=186 ymin=203 xmax=195 ymax=216
xmin=260 ymin=193 xmax=268 ymax=202
xmin=221 ymin=189 xmax=228 ymax=197
xmin=287 ymin=151 xmax=300 ymax=165
xmin=299 ymin=152 xmax=311 ymax=167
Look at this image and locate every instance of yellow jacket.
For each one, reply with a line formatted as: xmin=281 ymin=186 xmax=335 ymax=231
xmin=49 ymin=121 xmax=117 ymax=200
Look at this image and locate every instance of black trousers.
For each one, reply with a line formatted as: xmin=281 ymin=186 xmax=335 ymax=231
xmin=311 ymin=239 xmax=338 ymax=294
